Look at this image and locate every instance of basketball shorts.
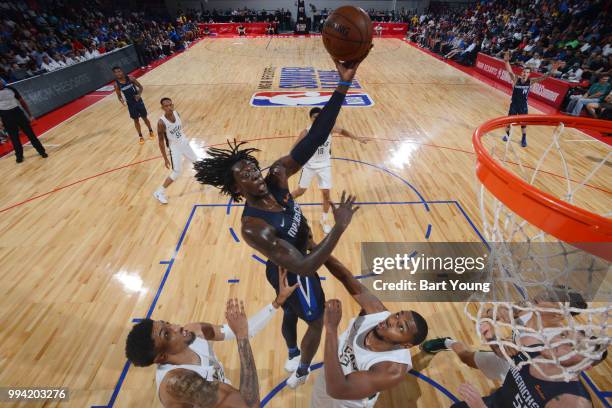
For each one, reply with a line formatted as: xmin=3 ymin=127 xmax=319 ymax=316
xmin=168 ymin=139 xmax=198 ymax=180
xmin=508 ymin=104 xmax=528 ymax=116
xmin=474 ymin=351 xmax=511 ymax=382
xmin=128 ymin=100 xmax=148 ymax=119
xmin=298 ymin=166 xmax=332 ymax=189
xmin=266 ymin=262 xmax=325 ymax=322
xmin=310 ymin=370 xmax=379 ymax=408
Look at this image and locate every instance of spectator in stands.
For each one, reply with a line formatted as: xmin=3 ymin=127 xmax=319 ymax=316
xmin=237 ymin=24 xmax=246 ymax=36
xmin=525 ymin=53 xmax=543 ymax=70
xmin=564 ymin=75 xmax=611 ymax=116
xmin=585 ymin=92 xmax=612 ymax=120
xmin=85 ymin=45 xmax=100 ymax=60
xmin=40 ymin=55 xmax=60 ymax=72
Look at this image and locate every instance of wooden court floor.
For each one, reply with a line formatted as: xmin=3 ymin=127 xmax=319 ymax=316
xmin=0 ymin=37 xmax=610 ymax=407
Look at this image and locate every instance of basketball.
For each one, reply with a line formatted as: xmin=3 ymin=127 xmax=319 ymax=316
xmin=322 ymin=6 xmax=373 ymax=62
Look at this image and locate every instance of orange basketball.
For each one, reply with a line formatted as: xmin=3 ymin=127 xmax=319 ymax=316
xmin=322 ymin=6 xmax=373 ymax=62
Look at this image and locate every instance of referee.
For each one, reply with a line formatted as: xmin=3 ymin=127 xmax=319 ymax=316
xmin=0 ymin=79 xmax=47 ymax=163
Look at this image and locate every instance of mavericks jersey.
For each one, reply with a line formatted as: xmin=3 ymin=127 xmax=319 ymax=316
xmin=155 ymin=337 xmax=230 ymax=398
xmin=304 ymin=126 xmax=331 ymax=169
xmin=160 ymin=111 xmax=186 ymax=146
xmin=115 ymin=77 xmax=140 ymax=106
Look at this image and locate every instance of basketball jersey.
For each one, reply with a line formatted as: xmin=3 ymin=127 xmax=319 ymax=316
xmin=510 ymin=78 xmax=530 ymax=109
xmin=115 ymin=77 xmax=140 ymax=105
xmin=337 ymin=311 xmax=412 ymax=404
xmin=484 ymin=359 xmax=591 ymax=407
xmin=160 ymin=111 xmax=186 ymax=146
xmin=155 ymin=337 xmax=230 ymax=398
xmin=304 ymin=126 xmax=331 ymax=169
xmin=242 ymin=174 xmax=323 ymax=320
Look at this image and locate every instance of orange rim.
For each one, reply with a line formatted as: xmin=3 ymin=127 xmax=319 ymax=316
xmin=473 ymin=115 xmax=612 ymax=261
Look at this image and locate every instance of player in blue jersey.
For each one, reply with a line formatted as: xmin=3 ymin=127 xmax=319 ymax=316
xmin=112 ymin=66 xmax=154 ymax=144
xmin=502 ymin=52 xmax=560 ymax=147
xmin=194 ymin=52 xmax=369 ymax=390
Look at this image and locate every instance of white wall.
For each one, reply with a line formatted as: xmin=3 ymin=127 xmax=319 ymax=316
xmin=165 ymin=0 xmax=429 ymax=17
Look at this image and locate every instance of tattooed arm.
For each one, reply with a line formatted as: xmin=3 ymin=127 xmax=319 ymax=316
xmin=226 ymin=298 xmax=260 ymax=408
xmin=161 ymin=368 xmax=246 ymax=407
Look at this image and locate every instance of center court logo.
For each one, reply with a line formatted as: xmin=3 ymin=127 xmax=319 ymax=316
xmin=252 ymin=66 xmax=374 ymax=107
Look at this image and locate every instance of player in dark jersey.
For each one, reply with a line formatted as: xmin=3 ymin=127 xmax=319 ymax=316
xmin=193 ymin=53 xmax=369 ymax=390
xmin=452 ymin=330 xmax=606 ymax=408
xmin=502 ymin=52 xmax=559 ymax=147
xmin=112 ymin=66 xmax=154 ymax=144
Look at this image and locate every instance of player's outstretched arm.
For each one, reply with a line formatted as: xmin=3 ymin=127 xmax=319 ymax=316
xmin=531 ymin=61 xmax=561 ymax=83
xmin=242 ymin=192 xmax=359 ymax=277
xmin=323 ymin=300 xmax=405 ymax=400
xmin=503 ymin=51 xmax=517 ymax=83
xmin=225 ymin=298 xmax=260 ymax=408
xmin=273 ymin=50 xmax=371 ymax=178
xmin=324 ymin=254 xmax=386 ymax=314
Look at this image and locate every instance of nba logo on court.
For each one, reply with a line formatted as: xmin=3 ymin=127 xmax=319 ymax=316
xmin=250 ymin=91 xmax=374 ymax=107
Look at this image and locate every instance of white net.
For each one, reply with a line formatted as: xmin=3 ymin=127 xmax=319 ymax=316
xmin=467 ymin=118 xmax=611 ymax=381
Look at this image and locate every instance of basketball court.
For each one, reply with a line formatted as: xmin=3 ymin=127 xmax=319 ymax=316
xmin=0 ymin=36 xmax=610 ymax=407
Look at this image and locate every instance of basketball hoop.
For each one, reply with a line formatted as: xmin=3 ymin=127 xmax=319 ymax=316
xmin=467 ymin=114 xmax=611 ymax=381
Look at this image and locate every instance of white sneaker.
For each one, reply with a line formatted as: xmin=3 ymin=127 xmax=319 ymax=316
xmin=320 ymin=220 xmax=332 ymax=234
xmin=284 ymin=355 xmax=300 ymax=372
xmin=286 ymin=369 xmax=310 ymax=389
xmin=154 ymin=190 xmax=168 ymax=204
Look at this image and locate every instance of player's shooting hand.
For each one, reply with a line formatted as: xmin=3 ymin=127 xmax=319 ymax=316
xmin=331 ymin=190 xmax=360 ymax=231
xmin=274 ymin=267 xmax=299 ymax=308
xmin=334 ymin=44 xmax=373 ymax=82
xmin=225 ymin=298 xmax=248 ymax=339
xmin=457 ymin=383 xmax=487 ymax=408
xmin=324 ymin=299 xmax=342 ymax=330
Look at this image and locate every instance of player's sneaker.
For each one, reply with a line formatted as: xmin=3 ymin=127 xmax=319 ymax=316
xmin=154 ymin=189 xmax=168 ymax=204
xmin=139 ymin=136 xmax=145 ymax=145
xmin=502 ymin=135 xmax=508 ymax=142
xmin=149 ymin=130 xmax=155 ymax=140
xmin=284 ymin=355 xmax=300 ymax=372
xmin=420 ymin=337 xmax=451 ymax=354
xmin=286 ymin=369 xmax=309 ymax=389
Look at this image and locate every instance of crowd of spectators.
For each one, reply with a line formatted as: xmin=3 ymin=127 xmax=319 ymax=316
xmin=0 ymin=0 xmax=200 ymax=84
xmin=407 ymin=0 xmax=611 ymax=118
xmin=180 ymin=7 xmax=293 ymax=31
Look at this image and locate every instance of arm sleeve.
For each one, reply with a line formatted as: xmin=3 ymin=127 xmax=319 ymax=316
xmin=290 ymin=90 xmax=346 ymax=165
xmin=221 ymin=303 xmax=277 ymax=340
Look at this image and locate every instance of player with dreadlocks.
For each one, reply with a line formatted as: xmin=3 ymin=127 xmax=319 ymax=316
xmin=194 ymin=54 xmax=369 ymax=389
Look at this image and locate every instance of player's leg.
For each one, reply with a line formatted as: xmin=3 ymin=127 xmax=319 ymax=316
xmin=292 ymin=167 xmax=314 ymax=199
xmin=139 ymin=103 xmax=154 ymax=139
xmin=520 ymin=125 xmax=527 ymax=147
xmin=282 ymin=308 xmax=300 ymax=371
xmin=318 ymin=166 xmax=333 ymax=234
xmin=287 ymin=316 xmax=323 ymax=389
xmin=154 ymin=145 xmax=181 ymax=204
xmin=133 ymin=118 xmax=144 ymax=144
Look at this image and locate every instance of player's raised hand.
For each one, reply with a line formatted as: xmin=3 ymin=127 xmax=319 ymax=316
xmin=457 ymin=383 xmax=487 ymax=408
xmin=324 ymin=299 xmax=342 ymax=330
xmin=331 ymin=190 xmax=360 ymax=230
xmin=274 ymin=267 xmax=299 ymax=308
xmin=334 ymin=44 xmax=373 ymax=82
xmin=225 ymin=298 xmax=248 ymax=339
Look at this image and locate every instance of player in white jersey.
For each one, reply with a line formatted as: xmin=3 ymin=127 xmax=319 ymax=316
xmin=125 ymin=268 xmax=298 ymax=408
xmin=153 ymin=97 xmax=199 ymax=204
xmin=310 ymin=255 xmax=428 ymax=407
xmin=291 ymin=107 xmax=367 ymax=234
